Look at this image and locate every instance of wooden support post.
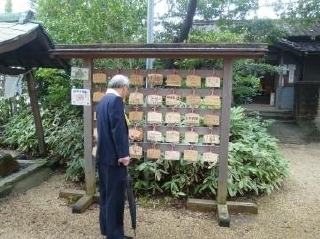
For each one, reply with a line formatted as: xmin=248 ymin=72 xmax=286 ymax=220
xmin=70 ymin=58 xmax=96 ymax=213
xmin=82 ymin=58 xmax=96 ymax=196
xmin=26 ymin=71 xmax=46 ymax=156
xmin=217 ymin=58 xmax=233 ymax=227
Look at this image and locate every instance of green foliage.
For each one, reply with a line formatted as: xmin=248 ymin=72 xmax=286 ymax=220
xmin=130 ymin=106 xmax=289 ymax=199
xmin=274 ymin=0 xmax=320 ymax=23
xmin=37 ymin=0 xmax=147 ymax=44
xmin=228 ymin=106 xmax=289 ymax=196
xmin=229 ymin=19 xmax=289 ymax=44
xmin=232 ymin=74 xmax=261 ymax=105
xmin=1 ymin=109 xmax=38 ymax=154
xmin=66 ymin=157 xmax=85 ymax=182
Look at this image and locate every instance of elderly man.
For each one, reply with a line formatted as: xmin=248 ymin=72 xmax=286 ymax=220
xmin=96 ymin=74 xmax=133 ymax=239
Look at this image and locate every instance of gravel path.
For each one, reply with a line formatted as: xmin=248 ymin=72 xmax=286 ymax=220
xmin=0 ymin=143 xmax=319 ymax=239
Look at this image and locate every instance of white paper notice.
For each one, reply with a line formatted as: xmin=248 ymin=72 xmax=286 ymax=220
xmin=71 ymin=89 xmax=91 ymax=105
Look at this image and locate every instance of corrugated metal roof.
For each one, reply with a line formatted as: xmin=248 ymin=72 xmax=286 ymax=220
xmin=0 ymin=11 xmax=69 ymax=75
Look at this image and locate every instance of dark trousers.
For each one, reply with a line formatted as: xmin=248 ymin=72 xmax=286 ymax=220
xmin=98 ymin=163 xmax=127 ymax=239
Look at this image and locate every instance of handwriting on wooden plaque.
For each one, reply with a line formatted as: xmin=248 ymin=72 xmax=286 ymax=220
xmin=147 ymin=130 xmax=162 ymax=142
xmin=205 ymin=76 xmax=221 ymax=88
xmin=184 ymin=131 xmax=199 ymax=143
xmin=129 ymin=92 xmax=144 ymax=105
xmin=165 ymin=112 xmax=181 ymax=124
xmin=184 ymin=150 xmax=198 ymax=162
xmin=185 ymin=113 xmax=200 ymax=126
xmin=203 ymin=134 xmax=220 ymax=144
xmin=186 ymin=75 xmax=201 ymax=87
xmin=148 ymin=74 xmax=163 ymax=85
xmin=93 ymin=73 xmax=107 ymax=84
xmin=203 ymin=115 xmax=220 ymax=126
xmin=165 ymin=130 xmax=180 ymax=143
xmin=129 ymin=144 xmax=143 ymax=159
xmin=164 ymin=150 xmax=180 ymax=160
xmin=146 ymin=148 xmax=161 ymax=159
xmin=166 ymin=74 xmax=182 ymax=86
xmin=204 ymin=95 xmax=221 ymax=107
xmin=202 ymin=152 xmax=218 ymax=163
xmin=147 ymin=111 xmax=163 ymax=124
xmin=129 ymin=128 xmax=143 ymax=141
xmin=130 ymin=74 xmax=144 ymax=86
xmin=166 ymin=94 xmax=181 ymax=106
xmin=147 ymin=94 xmax=163 ymax=106
xmin=186 ymin=94 xmax=201 ymax=106
xmin=93 ymin=91 xmax=105 ymax=102
xmin=128 ymin=111 xmax=144 ymax=122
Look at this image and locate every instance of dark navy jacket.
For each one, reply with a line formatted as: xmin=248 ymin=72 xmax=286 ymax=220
xmin=96 ymin=93 xmax=129 ymax=166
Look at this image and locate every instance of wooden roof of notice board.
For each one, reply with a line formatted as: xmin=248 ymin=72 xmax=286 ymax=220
xmin=0 ymin=11 xmax=70 ymax=75
xmin=50 ymin=43 xmax=268 ymax=59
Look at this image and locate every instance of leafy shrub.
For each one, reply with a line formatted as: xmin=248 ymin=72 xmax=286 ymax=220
xmin=131 ymin=106 xmax=289 ymax=198
xmin=0 ymin=105 xmax=85 ymax=181
xmin=1 ymin=109 xmax=39 ymax=155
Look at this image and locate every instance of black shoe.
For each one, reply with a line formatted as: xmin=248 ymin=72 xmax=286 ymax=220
xmin=124 ymin=236 xmax=134 ymax=239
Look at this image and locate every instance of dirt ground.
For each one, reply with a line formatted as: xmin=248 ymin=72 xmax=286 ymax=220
xmin=0 ymin=143 xmax=320 ymax=238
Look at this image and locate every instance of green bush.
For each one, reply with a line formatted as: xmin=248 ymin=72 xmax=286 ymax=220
xmin=0 ymin=106 xmax=85 ymax=181
xmin=130 ymin=106 xmax=289 ymax=198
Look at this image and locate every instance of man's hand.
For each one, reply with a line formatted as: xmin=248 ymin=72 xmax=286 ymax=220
xmin=118 ymin=156 xmax=130 ymax=166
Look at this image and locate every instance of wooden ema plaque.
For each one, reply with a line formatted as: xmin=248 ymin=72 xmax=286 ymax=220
xmin=203 ymin=115 xmax=220 ymax=126
xmin=165 ymin=130 xmax=180 ymax=143
xmin=148 ymin=74 xmax=163 ymax=85
xmin=128 ymin=110 xmax=144 ymax=122
xmin=186 ymin=94 xmax=201 ymax=106
xmin=93 ymin=127 xmax=98 ymax=140
xmin=129 ymin=144 xmax=143 ymax=159
xmin=93 ymin=73 xmax=107 ymax=84
xmin=184 ymin=131 xmax=199 ymax=143
xmin=147 ymin=111 xmax=162 ymax=124
xmin=147 ymin=94 xmax=163 ymax=106
xmin=93 ymin=91 xmax=105 ymax=102
xmin=203 ymin=134 xmax=220 ymax=144
xmin=130 ymin=74 xmax=144 ymax=86
xmin=164 ymin=150 xmax=180 ymax=160
xmin=204 ymin=95 xmax=221 ymax=107
xmin=183 ymin=149 xmax=198 ymax=162
xmin=185 ymin=113 xmax=200 ymax=126
xmin=205 ymin=76 xmax=221 ymax=88
xmin=165 ymin=112 xmax=181 ymax=124
xmin=129 ymin=92 xmax=144 ymax=105
xmin=146 ymin=147 xmax=161 ymax=159
xmin=129 ymin=127 xmax=143 ymax=141
xmin=186 ymin=75 xmax=201 ymax=87
xmin=166 ymin=74 xmax=182 ymax=86
xmin=165 ymin=94 xmax=181 ymax=106
xmin=92 ymin=146 xmax=97 ymax=157
xmin=202 ymin=152 xmax=218 ymax=163
xmin=147 ymin=130 xmax=162 ymax=142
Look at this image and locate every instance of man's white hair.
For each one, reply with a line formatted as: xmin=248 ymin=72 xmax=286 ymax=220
xmin=107 ymin=74 xmax=130 ymax=88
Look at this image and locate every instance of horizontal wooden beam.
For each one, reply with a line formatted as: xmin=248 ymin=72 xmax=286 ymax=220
xmin=51 ymin=43 xmax=268 ymax=59
xmin=72 ymin=194 xmax=94 ymax=214
xmin=186 ymin=198 xmax=258 ymax=214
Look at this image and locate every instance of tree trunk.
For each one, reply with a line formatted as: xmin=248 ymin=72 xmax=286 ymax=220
xmin=26 ymin=70 xmax=46 ymax=156
xmin=165 ymin=0 xmax=198 ymax=69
